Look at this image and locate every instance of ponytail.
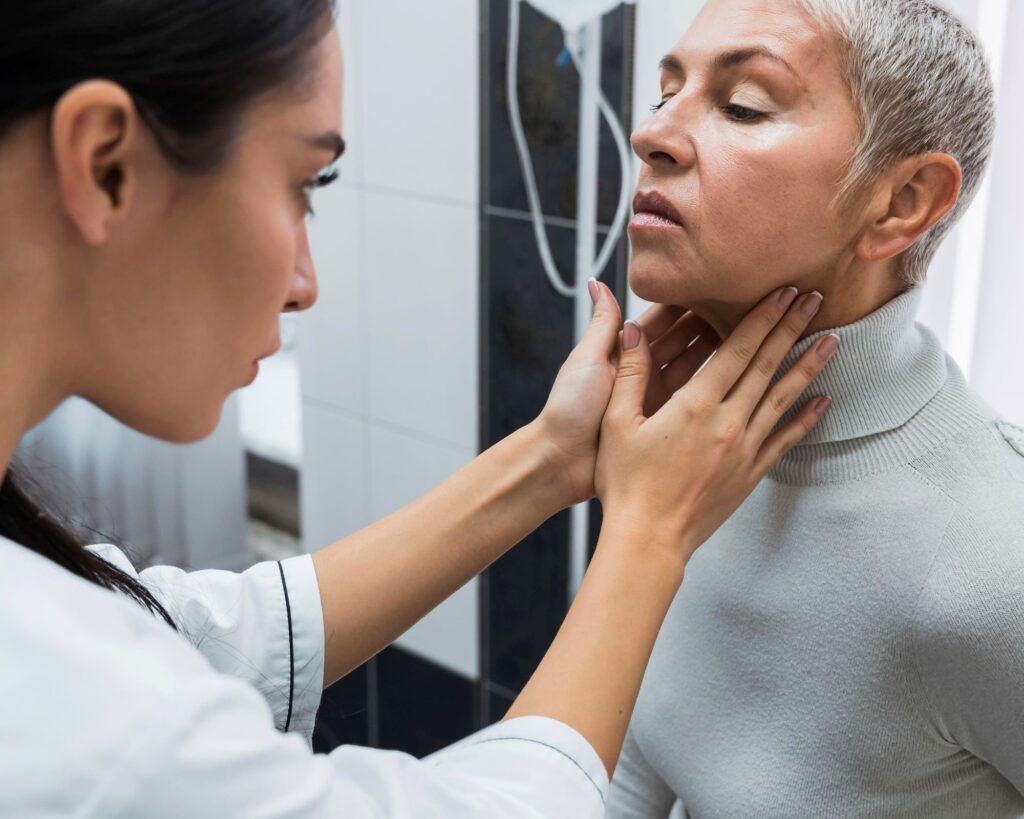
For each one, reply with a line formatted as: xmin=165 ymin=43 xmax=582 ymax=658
xmin=0 ymin=463 xmax=176 ymax=628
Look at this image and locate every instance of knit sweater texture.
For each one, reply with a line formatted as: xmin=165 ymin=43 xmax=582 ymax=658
xmin=607 ymin=287 xmax=1024 ymax=818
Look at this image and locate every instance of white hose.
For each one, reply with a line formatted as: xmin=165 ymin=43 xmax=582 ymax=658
xmin=506 ymin=0 xmax=633 ymax=296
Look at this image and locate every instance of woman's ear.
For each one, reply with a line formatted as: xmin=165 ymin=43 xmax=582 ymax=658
xmin=50 ymin=80 xmax=141 ymax=246
xmin=853 ymin=152 xmax=962 ymax=264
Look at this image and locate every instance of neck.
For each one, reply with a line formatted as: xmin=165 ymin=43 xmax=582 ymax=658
xmin=692 ymin=259 xmax=904 ymax=342
xmin=0 ymin=120 xmax=79 ymax=485
xmin=0 ymin=342 xmax=68 ymax=488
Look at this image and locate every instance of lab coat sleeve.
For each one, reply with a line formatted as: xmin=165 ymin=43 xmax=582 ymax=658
xmin=99 ymin=661 xmax=609 ymax=818
xmin=88 ymin=543 xmax=324 ymax=742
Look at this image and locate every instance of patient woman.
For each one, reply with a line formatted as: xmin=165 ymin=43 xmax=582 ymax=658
xmin=608 ymin=0 xmax=1024 ymax=817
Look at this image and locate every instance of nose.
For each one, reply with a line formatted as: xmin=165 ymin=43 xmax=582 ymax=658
xmin=283 ymin=222 xmax=319 ymax=313
xmin=630 ymin=100 xmax=696 ymax=171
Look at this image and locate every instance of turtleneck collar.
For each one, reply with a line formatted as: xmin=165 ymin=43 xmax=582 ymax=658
xmin=767 ymin=286 xmax=993 ymax=484
xmin=774 ymin=287 xmax=945 ymax=445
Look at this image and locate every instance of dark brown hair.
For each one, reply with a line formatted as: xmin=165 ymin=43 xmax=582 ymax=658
xmin=0 ymin=0 xmax=336 ymax=623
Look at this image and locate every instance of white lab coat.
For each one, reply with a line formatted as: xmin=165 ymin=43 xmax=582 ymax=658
xmin=0 ymin=534 xmax=608 ymax=817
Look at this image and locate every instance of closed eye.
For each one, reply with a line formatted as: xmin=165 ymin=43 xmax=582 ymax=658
xmin=721 ymin=104 xmax=764 ymax=123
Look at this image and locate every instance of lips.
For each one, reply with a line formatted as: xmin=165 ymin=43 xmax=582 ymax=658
xmin=631 ymin=191 xmax=685 ymax=228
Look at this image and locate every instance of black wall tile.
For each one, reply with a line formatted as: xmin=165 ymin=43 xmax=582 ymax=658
xmin=479 ymin=0 xmax=634 ymax=707
xmin=377 ymin=646 xmax=476 ymax=758
xmin=312 ymin=661 xmax=370 ymax=753
xmin=482 ymin=215 xmax=575 ymax=692
xmin=484 ymin=685 xmax=517 ymax=727
xmin=488 ymin=0 xmax=635 ymax=227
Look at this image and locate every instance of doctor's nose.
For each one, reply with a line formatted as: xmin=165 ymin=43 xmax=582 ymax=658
xmin=284 ymin=225 xmax=319 ymax=313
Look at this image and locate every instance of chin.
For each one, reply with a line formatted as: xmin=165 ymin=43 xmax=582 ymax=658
xmin=628 ymin=254 xmax=703 ymax=307
xmin=101 ymin=399 xmax=225 ymax=446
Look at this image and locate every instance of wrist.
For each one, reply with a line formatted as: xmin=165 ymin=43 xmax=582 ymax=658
xmin=596 ymin=507 xmax=693 ymax=580
xmin=521 ymin=417 xmax=584 ymax=511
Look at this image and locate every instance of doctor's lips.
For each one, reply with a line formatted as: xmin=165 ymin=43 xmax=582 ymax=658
xmin=630 ymin=191 xmax=685 ymax=230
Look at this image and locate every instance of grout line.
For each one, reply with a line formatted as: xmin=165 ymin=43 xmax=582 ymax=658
xmin=338 ymin=180 xmax=480 ymax=211
xmin=303 ymin=397 xmax=477 ymax=455
xmin=367 ymin=656 xmax=380 ymax=747
xmin=482 ymin=679 xmax=520 ymax=701
xmin=484 ymin=204 xmax=616 ymax=234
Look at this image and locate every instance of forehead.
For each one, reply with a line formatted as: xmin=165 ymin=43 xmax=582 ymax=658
xmin=301 ymin=27 xmax=343 ymax=124
xmin=250 ymin=26 xmax=343 ymax=136
xmin=675 ymin=0 xmax=836 ymax=78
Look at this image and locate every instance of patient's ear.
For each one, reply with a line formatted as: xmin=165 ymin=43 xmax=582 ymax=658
xmin=853 ymin=153 xmax=962 ymax=264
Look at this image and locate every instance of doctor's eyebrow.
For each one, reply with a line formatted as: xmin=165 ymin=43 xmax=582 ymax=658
xmin=305 ymin=131 xmax=346 ymax=162
xmin=659 ymin=46 xmax=802 ymax=83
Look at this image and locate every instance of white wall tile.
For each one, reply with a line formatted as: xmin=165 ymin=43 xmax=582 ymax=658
xmin=335 ymin=2 xmax=364 ymax=185
xmin=368 ymin=422 xmax=478 ymax=679
xmin=355 ymin=0 xmax=479 ymax=204
xmin=964 ymin=0 xmax=1024 ymax=425
xmin=363 ymin=189 xmax=479 ymax=449
xmin=299 ymin=184 xmax=364 ymax=413
xmin=300 ymin=402 xmax=370 ymax=551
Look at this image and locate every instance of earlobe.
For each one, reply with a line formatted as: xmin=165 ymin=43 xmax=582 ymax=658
xmin=853 ymin=153 xmax=962 ymax=265
xmin=50 ymin=80 xmax=138 ymax=246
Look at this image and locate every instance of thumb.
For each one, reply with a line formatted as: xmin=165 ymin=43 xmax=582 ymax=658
xmin=607 ymin=320 xmax=652 ymax=422
xmin=578 ymin=278 xmax=622 ymax=357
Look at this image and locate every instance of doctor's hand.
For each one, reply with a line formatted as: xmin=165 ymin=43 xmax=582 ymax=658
xmin=535 ymin=280 xmax=719 ymax=508
xmin=595 ymin=286 xmax=838 ymax=568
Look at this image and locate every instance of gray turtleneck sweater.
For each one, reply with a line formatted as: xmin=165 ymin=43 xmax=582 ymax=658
xmin=607 ymin=287 xmax=1024 ymax=818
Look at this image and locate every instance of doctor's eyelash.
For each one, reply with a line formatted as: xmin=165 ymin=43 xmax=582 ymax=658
xmin=302 ymin=166 xmax=340 ymax=217
xmin=311 ymin=167 xmax=340 ymax=189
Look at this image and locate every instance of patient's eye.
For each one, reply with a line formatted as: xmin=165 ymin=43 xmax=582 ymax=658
xmin=722 ymin=103 xmax=764 ymax=123
xmin=650 ymin=100 xmax=669 ymax=113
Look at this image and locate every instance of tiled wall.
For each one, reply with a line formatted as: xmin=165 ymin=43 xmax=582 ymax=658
xmin=303 ymin=0 xmax=636 ymax=756
xmin=479 ymin=0 xmax=635 ymax=721
xmin=299 ymin=0 xmax=482 ymax=753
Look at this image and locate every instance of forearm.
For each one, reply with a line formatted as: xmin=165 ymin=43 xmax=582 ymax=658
xmin=312 ymin=420 xmax=571 ymax=687
xmin=504 ymin=520 xmax=686 ymax=776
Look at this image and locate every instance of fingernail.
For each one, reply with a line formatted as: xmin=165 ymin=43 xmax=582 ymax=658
xmin=588 ymin=277 xmax=599 ymax=306
xmin=800 ymin=291 xmax=823 ymax=318
xmin=778 ymin=286 xmax=798 ymax=308
xmin=622 ymin=320 xmax=641 ymax=351
xmin=816 ymin=333 xmax=840 ymax=360
xmin=815 ymin=396 xmax=833 ymax=415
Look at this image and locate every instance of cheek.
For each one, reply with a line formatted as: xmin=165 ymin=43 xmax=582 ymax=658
xmin=699 ymin=128 xmax=847 ymax=277
xmin=217 ymin=201 xmax=298 ymax=322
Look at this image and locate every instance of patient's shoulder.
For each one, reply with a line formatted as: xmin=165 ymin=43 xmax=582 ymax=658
xmin=906 ymin=420 xmax=1024 ymax=610
xmin=994 ymin=419 xmax=1024 ymax=460
xmin=906 ymin=418 xmax=1024 ymax=512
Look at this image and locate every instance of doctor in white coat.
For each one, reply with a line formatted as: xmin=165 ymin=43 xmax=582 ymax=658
xmin=0 ymin=1 xmax=837 ymax=816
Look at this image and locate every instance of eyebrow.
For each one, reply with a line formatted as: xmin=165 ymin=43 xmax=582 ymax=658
xmin=659 ymin=46 xmax=801 ymax=83
xmin=306 ymin=132 xmax=347 ymax=163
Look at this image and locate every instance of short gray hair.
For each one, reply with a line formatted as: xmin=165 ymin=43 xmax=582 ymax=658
xmin=793 ymin=0 xmax=996 ymax=287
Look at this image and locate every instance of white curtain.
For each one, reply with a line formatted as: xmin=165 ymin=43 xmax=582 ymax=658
xmin=629 ymin=0 xmax=1024 ymax=427
xmin=15 ymin=395 xmax=249 ymax=570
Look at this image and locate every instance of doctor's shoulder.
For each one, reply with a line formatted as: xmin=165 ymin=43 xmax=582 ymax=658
xmin=0 ymin=536 xmax=220 ymax=815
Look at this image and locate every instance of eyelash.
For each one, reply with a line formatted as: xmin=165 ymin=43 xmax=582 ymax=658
xmin=302 ymin=166 xmax=340 ymax=217
xmin=649 ymin=100 xmax=765 ymax=123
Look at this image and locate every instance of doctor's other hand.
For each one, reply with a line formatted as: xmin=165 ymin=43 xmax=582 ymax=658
xmin=535 ymin=280 xmax=720 ymax=508
xmin=595 ymin=286 xmax=839 ymax=568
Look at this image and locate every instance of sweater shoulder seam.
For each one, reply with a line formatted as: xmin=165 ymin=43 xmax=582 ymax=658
xmin=905 ymin=509 xmax=968 ymax=749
